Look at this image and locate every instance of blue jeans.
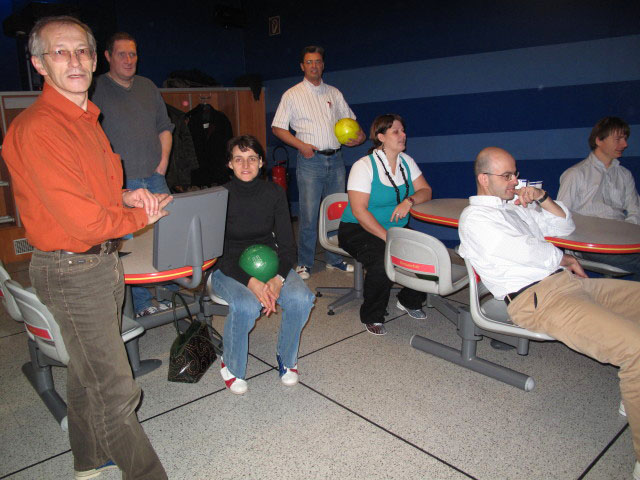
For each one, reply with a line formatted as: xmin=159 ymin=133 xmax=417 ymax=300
xmin=296 ymin=151 xmax=346 ymax=268
xmin=29 ymin=249 xmax=166 ymax=478
xmin=126 ymin=173 xmax=178 ymax=313
xmin=580 ymin=251 xmax=640 ymax=282
xmin=212 ymin=268 xmax=315 ymax=379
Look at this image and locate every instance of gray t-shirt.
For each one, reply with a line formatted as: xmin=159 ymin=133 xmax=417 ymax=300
xmin=92 ymin=74 xmax=174 ymax=180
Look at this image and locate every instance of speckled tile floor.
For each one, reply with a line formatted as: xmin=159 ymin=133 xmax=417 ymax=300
xmin=0 ymin=252 xmax=635 ymax=479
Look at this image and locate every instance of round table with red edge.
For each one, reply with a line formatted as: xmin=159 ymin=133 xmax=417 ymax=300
xmin=119 ymin=226 xmax=218 ymax=376
xmin=410 ymin=198 xmax=640 ymax=254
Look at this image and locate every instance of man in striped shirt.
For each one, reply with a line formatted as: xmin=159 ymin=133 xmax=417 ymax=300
xmin=558 ymin=117 xmax=640 ymax=281
xmin=272 ymin=45 xmax=365 ymax=280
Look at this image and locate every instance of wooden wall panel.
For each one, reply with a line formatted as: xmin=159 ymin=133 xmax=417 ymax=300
xmin=236 ymin=90 xmax=267 ymax=148
xmin=162 ymin=92 xmax=192 ymax=112
xmin=0 ymin=225 xmax=29 ymax=264
xmin=157 ymin=88 xmax=266 ymax=141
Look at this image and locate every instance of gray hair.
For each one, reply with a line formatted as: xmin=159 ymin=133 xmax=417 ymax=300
xmin=29 ymin=15 xmax=96 ymax=57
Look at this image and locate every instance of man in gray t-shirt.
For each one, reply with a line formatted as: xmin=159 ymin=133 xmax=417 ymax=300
xmin=92 ymin=32 xmax=176 ymax=316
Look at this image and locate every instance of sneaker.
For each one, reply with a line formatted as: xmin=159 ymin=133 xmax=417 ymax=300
xmin=220 ymin=360 xmax=247 ymax=395
xmin=135 ymin=305 xmax=159 ymax=318
xmin=327 ymin=261 xmax=354 ymax=273
xmin=277 ymin=354 xmax=299 ymax=386
xmin=634 ymin=461 xmax=640 ymax=480
xmin=365 ymin=323 xmax=387 ymax=335
xmin=296 ymin=265 xmax=310 ymax=280
xmin=620 ymin=400 xmax=627 ymax=417
xmin=396 ymin=300 xmax=427 ymax=320
xmin=157 ymin=301 xmax=172 ymax=312
xmin=75 ymin=460 xmax=118 ymax=479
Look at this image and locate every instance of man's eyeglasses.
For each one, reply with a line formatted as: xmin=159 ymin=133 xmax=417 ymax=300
xmin=482 ymin=170 xmax=520 ymax=181
xmin=232 ymin=156 xmax=260 ymax=165
xmin=303 ymin=59 xmax=323 ymax=65
xmin=42 ymin=48 xmax=95 ymax=63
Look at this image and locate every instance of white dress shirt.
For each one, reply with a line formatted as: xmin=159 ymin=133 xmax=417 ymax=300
xmin=271 ymin=79 xmax=355 ymax=150
xmin=458 ymin=195 xmax=575 ymax=299
xmin=558 ymin=152 xmax=640 ymax=225
xmin=347 ymin=150 xmax=424 ymax=193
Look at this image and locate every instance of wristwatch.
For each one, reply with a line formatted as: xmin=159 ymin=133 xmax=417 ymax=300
xmin=535 ymin=191 xmax=549 ymax=205
xmin=276 ymin=274 xmax=285 ymax=285
xmin=406 ymin=196 xmax=415 ymax=206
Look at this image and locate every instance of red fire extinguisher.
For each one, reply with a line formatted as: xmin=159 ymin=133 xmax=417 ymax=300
xmin=271 ymin=145 xmax=289 ymax=192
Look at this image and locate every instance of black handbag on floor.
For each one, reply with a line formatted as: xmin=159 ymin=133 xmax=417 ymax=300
xmin=168 ymin=292 xmax=217 ymax=383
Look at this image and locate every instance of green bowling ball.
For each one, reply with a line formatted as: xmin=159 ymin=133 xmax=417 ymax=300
xmin=238 ymin=244 xmax=279 ymax=283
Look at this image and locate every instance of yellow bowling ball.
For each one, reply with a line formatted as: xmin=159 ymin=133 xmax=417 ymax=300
xmin=334 ymin=118 xmax=360 ymax=145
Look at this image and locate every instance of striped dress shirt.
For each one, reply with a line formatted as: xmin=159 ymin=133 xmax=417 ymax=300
xmin=272 ymin=78 xmax=355 ymax=151
xmin=558 ymin=152 xmax=640 ymax=225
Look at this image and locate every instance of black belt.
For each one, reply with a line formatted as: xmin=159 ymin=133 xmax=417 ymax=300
xmin=60 ymin=239 xmax=122 ymax=256
xmin=504 ymin=269 xmax=564 ymax=305
xmin=316 ymin=148 xmax=341 ymax=156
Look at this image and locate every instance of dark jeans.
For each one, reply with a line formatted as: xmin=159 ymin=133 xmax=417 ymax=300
xmin=29 ymin=249 xmax=167 ymax=480
xmin=338 ymin=222 xmax=426 ymax=324
xmin=580 ymin=250 xmax=640 ymax=282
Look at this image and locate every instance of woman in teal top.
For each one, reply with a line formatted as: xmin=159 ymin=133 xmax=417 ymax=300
xmin=338 ymin=114 xmax=433 ymax=335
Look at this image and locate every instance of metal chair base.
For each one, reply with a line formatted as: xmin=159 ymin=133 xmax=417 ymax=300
xmin=23 ymin=339 xmax=68 ymax=431
xmin=412 ymin=295 xmax=536 ymax=391
xmin=316 ymin=261 xmax=364 ymax=315
xmin=126 ymin=337 xmax=163 ymax=378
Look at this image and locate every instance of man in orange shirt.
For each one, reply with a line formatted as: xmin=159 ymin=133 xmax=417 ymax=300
xmin=2 ymin=16 xmax=169 ymax=479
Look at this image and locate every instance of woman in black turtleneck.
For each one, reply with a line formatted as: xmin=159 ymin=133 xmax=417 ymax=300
xmin=212 ymin=135 xmax=315 ymax=395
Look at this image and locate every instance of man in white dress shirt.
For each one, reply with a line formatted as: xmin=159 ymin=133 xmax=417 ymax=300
xmin=558 ymin=117 xmax=639 ymax=280
xmin=459 ymin=147 xmax=640 ymax=479
xmin=272 ymin=45 xmax=365 ymax=279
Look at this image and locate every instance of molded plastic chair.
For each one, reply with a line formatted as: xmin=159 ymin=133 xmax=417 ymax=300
xmin=316 ymin=193 xmax=364 ymax=315
xmin=408 ymin=255 xmax=553 ymax=391
xmin=5 ymin=279 xmax=145 ymax=431
xmin=383 ymin=228 xmax=552 ymax=391
xmin=0 ymin=261 xmax=23 ymax=322
xmin=384 ymin=227 xmax=469 ymax=297
xmin=205 ymin=272 xmax=229 ymax=308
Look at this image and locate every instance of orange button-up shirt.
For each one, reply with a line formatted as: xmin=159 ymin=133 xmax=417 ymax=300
xmin=2 ymin=84 xmax=147 ymax=252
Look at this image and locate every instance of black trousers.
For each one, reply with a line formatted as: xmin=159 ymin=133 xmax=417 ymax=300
xmin=338 ymin=222 xmax=426 ymax=324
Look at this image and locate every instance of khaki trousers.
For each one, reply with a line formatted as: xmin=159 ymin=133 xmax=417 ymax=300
xmin=507 ymin=270 xmax=640 ymax=460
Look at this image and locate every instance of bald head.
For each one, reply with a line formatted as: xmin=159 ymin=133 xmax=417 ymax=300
xmin=474 ymin=147 xmax=512 ymax=176
xmin=474 ymin=147 xmax=518 ymax=198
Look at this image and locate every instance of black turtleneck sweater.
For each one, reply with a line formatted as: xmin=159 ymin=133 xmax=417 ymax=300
xmin=218 ymin=176 xmax=295 ymax=285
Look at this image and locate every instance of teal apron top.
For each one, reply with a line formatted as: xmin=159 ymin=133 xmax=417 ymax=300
xmin=341 ymin=153 xmax=415 ymax=231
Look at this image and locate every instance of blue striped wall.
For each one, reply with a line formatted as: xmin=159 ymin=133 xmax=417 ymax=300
xmin=263 ymin=33 xmax=640 ymax=244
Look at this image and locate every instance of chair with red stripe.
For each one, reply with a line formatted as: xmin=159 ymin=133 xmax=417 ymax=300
xmin=0 ymin=261 xmax=23 ymax=322
xmin=384 ymin=227 xmax=468 ymax=300
xmin=5 ymin=279 xmax=145 ymax=431
xmin=385 ymin=227 xmax=552 ymax=391
xmin=316 ymin=193 xmax=364 ymax=315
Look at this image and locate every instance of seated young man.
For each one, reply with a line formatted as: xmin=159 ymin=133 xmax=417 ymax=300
xmin=558 ymin=116 xmax=640 ymax=280
xmin=459 ymin=146 xmax=640 ymax=480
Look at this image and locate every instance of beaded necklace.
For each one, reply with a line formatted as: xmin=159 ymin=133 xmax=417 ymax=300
xmin=374 ymin=151 xmax=409 ymax=205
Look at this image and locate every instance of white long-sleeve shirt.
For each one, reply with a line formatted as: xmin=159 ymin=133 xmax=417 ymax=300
xmin=458 ymin=195 xmax=575 ymax=299
xmin=557 ymin=152 xmax=640 ymax=225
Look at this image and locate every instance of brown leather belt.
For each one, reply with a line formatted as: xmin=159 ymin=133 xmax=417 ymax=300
xmin=60 ymin=239 xmax=122 ymax=256
xmin=504 ymin=269 xmax=563 ymax=305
